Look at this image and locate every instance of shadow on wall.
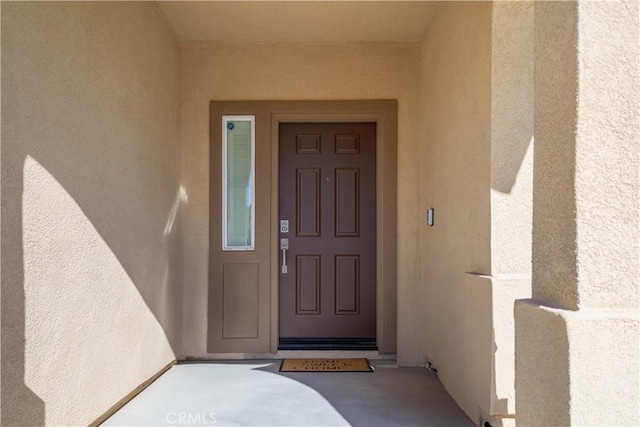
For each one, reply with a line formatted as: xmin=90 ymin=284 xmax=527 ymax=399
xmin=491 ymin=114 xmax=533 ymax=195
xmin=2 ymin=109 xmax=182 ymax=426
xmin=2 ymin=139 xmax=183 ymax=426
xmin=1 ymin=1 xmax=182 ymax=424
xmin=1 ymin=172 xmax=45 ymax=426
xmin=491 ymin=3 xmax=534 ymax=196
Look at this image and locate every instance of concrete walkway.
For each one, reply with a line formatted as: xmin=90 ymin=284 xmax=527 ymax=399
xmin=103 ymin=360 xmax=473 ymax=427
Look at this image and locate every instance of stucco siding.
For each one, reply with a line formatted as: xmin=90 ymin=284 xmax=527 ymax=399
xmin=418 ymin=2 xmax=534 ymax=425
xmin=1 ymin=2 xmax=182 ymax=425
xmin=574 ymin=0 xmax=639 ymax=310
xmin=491 ymin=1 xmax=533 ymax=278
xmin=419 ymin=3 xmax=535 ymax=423
xmin=489 ymin=2 xmax=534 ymax=424
xmin=419 ymin=0 xmax=492 ymax=354
xmin=180 ymin=41 xmax=422 ymax=365
xmin=516 ymin=1 xmax=639 ymax=424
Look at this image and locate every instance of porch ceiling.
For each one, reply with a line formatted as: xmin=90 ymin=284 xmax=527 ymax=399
xmin=156 ymin=1 xmax=439 ymax=42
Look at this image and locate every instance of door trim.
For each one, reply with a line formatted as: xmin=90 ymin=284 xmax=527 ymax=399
xmin=208 ymin=100 xmax=397 ymax=354
xmin=269 ymin=101 xmax=397 ymax=354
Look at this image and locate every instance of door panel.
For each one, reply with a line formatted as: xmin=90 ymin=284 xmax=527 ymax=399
xmin=296 ymin=168 xmax=321 ymax=236
xmin=222 ymin=263 xmax=259 ymax=339
xmin=279 ymin=122 xmax=376 ymax=339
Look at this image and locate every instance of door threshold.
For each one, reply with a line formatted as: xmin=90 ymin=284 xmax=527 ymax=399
xmin=180 ymin=351 xmax=396 ymax=361
xmin=278 ymin=337 xmax=377 ymax=351
xmin=276 ymin=350 xmax=395 ymax=360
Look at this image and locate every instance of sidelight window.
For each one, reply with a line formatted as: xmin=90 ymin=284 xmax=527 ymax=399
xmin=222 ymin=115 xmax=255 ymax=251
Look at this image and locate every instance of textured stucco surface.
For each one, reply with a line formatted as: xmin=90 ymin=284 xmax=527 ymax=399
xmin=180 ymin=42 xmax=422 ymax=365
xmin=1 ymin=2 xmax=182 ymax=425
xmin=419 ymin=2 xmax=534 ymax=424
xmin=530 ymin=0 xmax=639 ymax=311
xmin=573 ymin=0 xmax=639 ymax=310
xmin=515 ymin=301 xmax=571 ymax=426
xmin=516 ymin=0 xmax=640 ymax=424
xmin=489 ymin=277 xmax=530 ymax=420
xmin=491 ymin=0 xmax=533 ymax=277
xmin=531 ymin=1 xmax=581 ymax=310
xmin=516 ymin=301 xmax=639 ymax=426
xmin=418 ymin=2 xmax=491 ymax=423
xmin=489 ymin=2 xmax=533 ymax=423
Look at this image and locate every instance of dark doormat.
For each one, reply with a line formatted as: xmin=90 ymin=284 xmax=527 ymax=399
xmin=279 ymin=358 xmax=374 ymax=372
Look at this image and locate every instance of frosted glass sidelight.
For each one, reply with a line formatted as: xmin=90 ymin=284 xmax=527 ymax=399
xmin=222 ymin=116 xmax=255 ymax=250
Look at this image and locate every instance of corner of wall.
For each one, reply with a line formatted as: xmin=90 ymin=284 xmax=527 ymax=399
xmin=2 ymin=2 xmax=184 ymax=424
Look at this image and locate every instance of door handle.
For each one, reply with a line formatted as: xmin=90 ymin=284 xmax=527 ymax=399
xmin=280 ymin=238 xmax=289 ymax=274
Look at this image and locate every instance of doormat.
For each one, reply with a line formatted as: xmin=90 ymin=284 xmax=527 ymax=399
xmin=279 ymin=358 xmax=373 ymax=372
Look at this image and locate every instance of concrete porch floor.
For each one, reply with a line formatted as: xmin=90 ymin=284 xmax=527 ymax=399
xmin=103 ymin=360 xmax=474 ymax=426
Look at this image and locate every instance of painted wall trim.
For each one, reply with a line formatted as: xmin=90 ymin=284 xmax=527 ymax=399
xmin=90 ymin=360 xmax=177 ymax=426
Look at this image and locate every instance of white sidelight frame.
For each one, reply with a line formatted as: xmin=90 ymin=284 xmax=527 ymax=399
xmin=222 ymin=115 xmax=256 ymax=251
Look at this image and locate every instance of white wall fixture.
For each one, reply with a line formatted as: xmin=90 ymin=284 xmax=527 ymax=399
xmin=427 ymin=208 xmax=435 ymax=226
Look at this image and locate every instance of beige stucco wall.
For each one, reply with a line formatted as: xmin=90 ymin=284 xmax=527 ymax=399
xmin=491 ymin=1 xmax=533 ymax=278
xmin=419 ymin=2 xmax=533 ymax=425
xmin=516 ymin=1 xmax=639 ymax=425
xmin=489 ymin=2 xmax=533 ymax=426
xmin=529 ymin=1 xmax=639 ymax=313
xmin=1 ymin=2 xmax=182 ymax=425
xmin=180 ymin=41 xmax=421 ymax=364
xmin=573 ymin=0 xmax=639 ymax=311
xmin=419 ymin=2 xmax=492 ymax=422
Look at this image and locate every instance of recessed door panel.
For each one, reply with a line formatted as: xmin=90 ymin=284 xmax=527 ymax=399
xmin=335 ymin=168 xmax=360 ymax=237
xmin=296 ymin=168 xmax=321 ymax=237
xmin=222 ymin=263 xmax=259 ymax=338
xmin=335 ymin=255 xmax=360 ymax=314
xmin=296 ymin=255 xmax=321 ymax=314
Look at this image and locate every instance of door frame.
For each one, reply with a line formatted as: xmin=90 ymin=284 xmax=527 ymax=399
xmin=208 ymin=100 xmax=397 ymax=354
xmin=269 ymin=101 xmax=397 ymax=354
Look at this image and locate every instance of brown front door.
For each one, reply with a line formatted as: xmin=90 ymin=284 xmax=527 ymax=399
xmin=279 ymin=122 xmax=376 ymax=342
